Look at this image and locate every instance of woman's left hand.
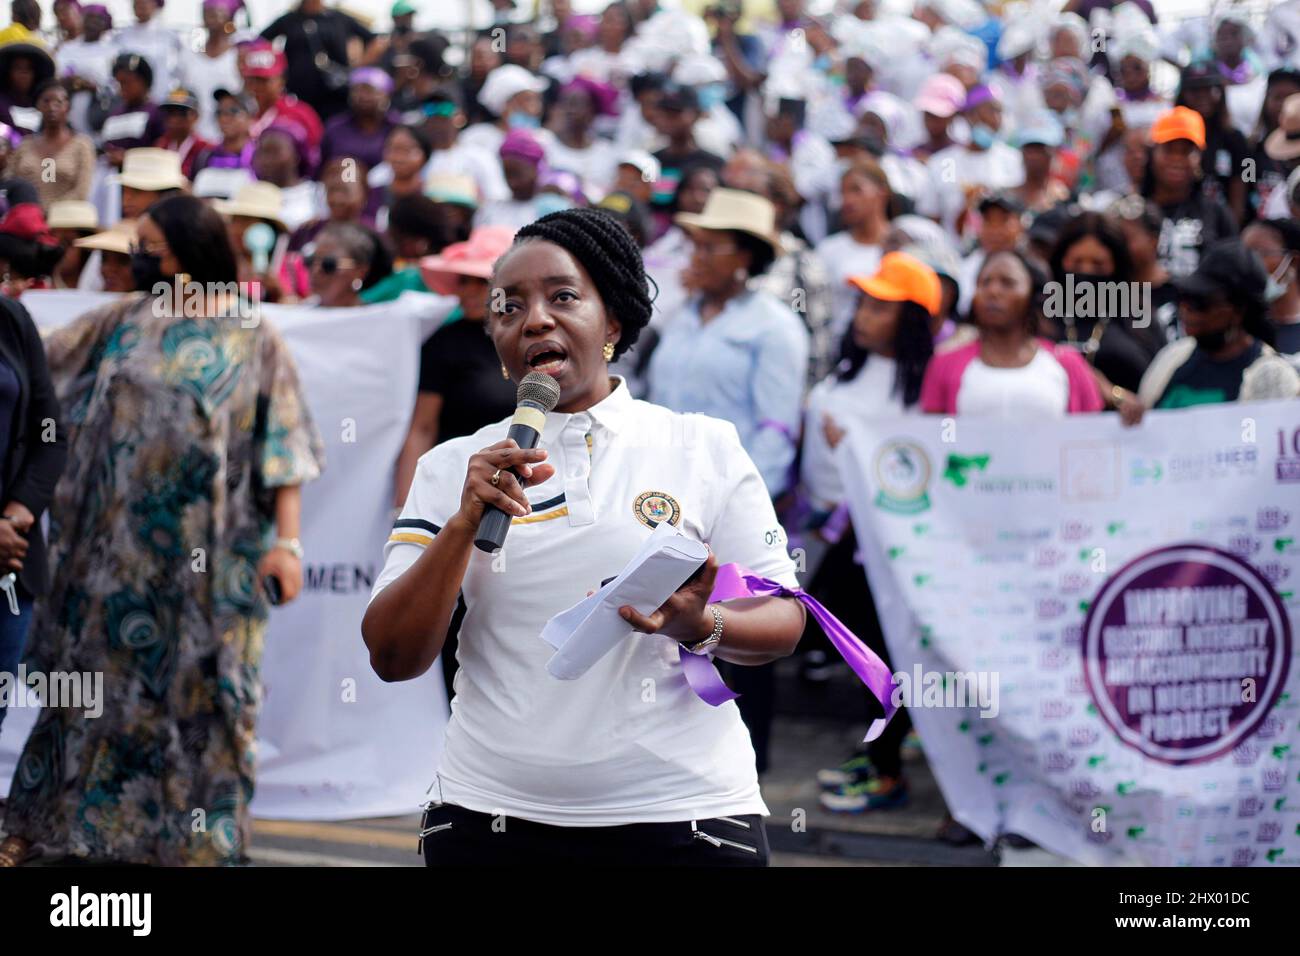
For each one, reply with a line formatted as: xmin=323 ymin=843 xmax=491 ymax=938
xmin=619 ymin=551 xmax=720 ymax=645
xmin=258 ymin=547 xmax=303 ymax=605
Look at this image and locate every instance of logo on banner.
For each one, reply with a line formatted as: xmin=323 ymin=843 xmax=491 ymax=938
xmin=633 ymin=491 xmax=681 ymax=528
xmin=872 ymin=440 xmax=931 ymax=514
xmin=1277 ymin=425 xmax=1300 ymax=483
xmin=1081 ymin=544 xmax=1292 ymax=766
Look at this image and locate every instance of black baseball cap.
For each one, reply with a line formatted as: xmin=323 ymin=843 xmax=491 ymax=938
xmin=977 ymin=189 xmax=1025 ymax=215
xmin=213 ymin=88 xmax=255 ymax=112
xmin=1180 ymin=60 xmax=1225 ymax=89
xmin=1175 ymin=239 xmax=1267 ymax=306
xmin=657 ymin=81 xmax=699 ymax=112
xmin=160 ymin=88 xmax=199 ymax=112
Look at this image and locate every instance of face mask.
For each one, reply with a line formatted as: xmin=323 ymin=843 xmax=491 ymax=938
xmin=508 ymin=112 xmax=540 ymax=130
xmin=1193 ymin=328 xmax=1231 ymax=352
xmin=1265 ymin=253 xmax=1293 ymax=303
xmin=534 ymin=193 xmax=574 ymax=217
xmin=970 ymin=123 xmax=996 ymax=149
xmin=697 ymin=83 xmax=727 ymax=111
xmin=130 ymin=251 xmax=165 ymax=292
xmin=1058 ymin=107 xmax=1080 ymax=130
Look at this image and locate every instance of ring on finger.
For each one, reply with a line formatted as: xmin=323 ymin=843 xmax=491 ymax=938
xmin=490 ymin=469 xmax=502 ymax=487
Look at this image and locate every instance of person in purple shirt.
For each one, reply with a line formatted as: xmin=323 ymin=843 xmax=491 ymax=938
xmin=193 ymin=89 xmax=256 ymax=174
xmin=320 ymin=67 xmax=398 ymax=171
xmin=98 ymin=53 xmax=165 ymax=168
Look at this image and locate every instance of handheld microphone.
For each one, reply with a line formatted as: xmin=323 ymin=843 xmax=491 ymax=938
xmin=474 ymin=371 xmax=561 ymax=553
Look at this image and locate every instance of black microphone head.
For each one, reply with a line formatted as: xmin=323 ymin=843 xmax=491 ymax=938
xmin=518 ymin=371 xmax=561 ymax=412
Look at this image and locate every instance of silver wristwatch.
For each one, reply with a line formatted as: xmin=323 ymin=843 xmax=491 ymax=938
xmin=684 ymin=604 xmax=723 ymax=656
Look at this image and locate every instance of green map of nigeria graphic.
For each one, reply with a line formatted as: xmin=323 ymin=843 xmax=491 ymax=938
xmin=943 ymin=453 xmax=991 ymax=487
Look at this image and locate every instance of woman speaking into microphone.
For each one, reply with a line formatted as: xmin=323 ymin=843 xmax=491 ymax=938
xmin=362 ymin=207 xmax=806 ymax=866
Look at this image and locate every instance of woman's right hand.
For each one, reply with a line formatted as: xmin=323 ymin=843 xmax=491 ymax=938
xmin=0 ymin=521 xmax=28 ymax=572
xmin=450 ymin=439 xmax=555 ymax=532
xmin=1117 ymin=391 xmax=1147 ymax=427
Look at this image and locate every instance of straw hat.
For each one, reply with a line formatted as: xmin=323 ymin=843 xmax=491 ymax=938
xmin=674 ymin=188 xmax=784 ymax=255
xmin=46 ymin=200 xmax=99 ymax=232
xmin=424 ymin=172 xmax=480 ymax=209
xmin=75 ymin=219 xmax=138 ymax=256
xmin=112 ymin=148 xmax=189 ymax=191
xmin=213 ymin=181 xmax=287 ymax=232
xmin=1265 ymin=93 xmax=1300 ymax=162
xmin=418 ymin=226 xmax=517 ymax=296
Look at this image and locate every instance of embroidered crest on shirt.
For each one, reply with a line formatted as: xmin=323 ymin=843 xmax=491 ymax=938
xmin=633 ymin=491 xmax=681 ymax=529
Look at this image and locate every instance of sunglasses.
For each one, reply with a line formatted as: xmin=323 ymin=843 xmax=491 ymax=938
xmin=305 ymin=255 xmax=358 ymax=275
xmin=422 ymin=101 xmax=457 ymax=117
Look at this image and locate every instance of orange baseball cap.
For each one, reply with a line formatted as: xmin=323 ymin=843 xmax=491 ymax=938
xmin=1150 ymin=106 xmax=1206 ymax=150
xmin=848 ymin=252 xmax=943 ymax=318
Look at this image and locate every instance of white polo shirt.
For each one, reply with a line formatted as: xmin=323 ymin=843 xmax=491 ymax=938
xmin=370 ymin=378 xmax=798 ymax=826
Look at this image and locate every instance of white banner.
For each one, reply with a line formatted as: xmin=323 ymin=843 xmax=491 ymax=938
xmin=0 ymin=290 xmax=455 ymax=821
xmin=839 ymin=402 xmax=1300 ymax=866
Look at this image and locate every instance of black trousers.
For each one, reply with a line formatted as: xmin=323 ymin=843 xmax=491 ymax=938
xmin=419 ymin=803 xmax=770 ymax=866
xmin=806 ymin=528 xmax=912 ymax=778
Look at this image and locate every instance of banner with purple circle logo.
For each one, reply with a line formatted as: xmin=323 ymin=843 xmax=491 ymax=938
xmin=1082 ymin=544 xmax=1292 ymax=766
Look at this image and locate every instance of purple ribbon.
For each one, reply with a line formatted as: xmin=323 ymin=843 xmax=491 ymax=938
xmin=678 ymin=563 xmax=899 ymax=741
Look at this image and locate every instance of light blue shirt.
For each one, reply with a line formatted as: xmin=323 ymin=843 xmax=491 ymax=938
xmin=647 ymin=289 xmax=809 ymax=495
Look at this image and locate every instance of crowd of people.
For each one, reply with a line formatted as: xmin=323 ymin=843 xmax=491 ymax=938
xmin=0 ymin=0 xmax=1297 ymax=864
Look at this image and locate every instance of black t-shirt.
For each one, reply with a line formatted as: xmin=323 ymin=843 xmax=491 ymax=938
xmin=1155 ymin=190 xmax=1238 ymax=279
xmin=1156 ymin=339 xmax=1263 ymax=409
xmin=1051 ymin=313 xmax=1167 ymax=393
xmin=419 ymin=315 xmax=518 ymax=443
xmin=261 ymin=11 xmax=374 ymax=121
xmin=1248 ymin=141 xmax=1289 ymax=224
xmin=1274 ymin=321 xmax=1300 ymax=356
xmin=1199 ymin=124 xmax=1250 ymax=210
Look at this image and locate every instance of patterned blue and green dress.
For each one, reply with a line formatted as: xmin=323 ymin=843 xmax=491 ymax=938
xmin=3 ymin=294 xmax=324 ymax=865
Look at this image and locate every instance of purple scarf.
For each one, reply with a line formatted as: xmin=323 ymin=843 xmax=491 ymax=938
xmin=679 ymin=563 xmax=899 ymax=741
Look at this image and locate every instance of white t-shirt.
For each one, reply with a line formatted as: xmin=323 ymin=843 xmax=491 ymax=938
xmin=370 ymin=379 xmax=799 ymax=826
xmin=802 ymin=355 xmax=907 ymax=511
xmin=812 ymin=231 xmax=883 ymax=342
xmin=423 ymin=140 xmax=511 ymax=204
xmin=473 ymin=197 xmax=541 ymax=230
xmin=179 ymin=47 xmax=241 ymax=142
xmin=112 ymin=20 xmax=183 ymax=99
xmin=544 ymin=137 xmax=619 ymax=200
xmin=56 ymin=38 xmax=114 ymax=136
xmin=916 ymin=142 xmax=1025 ymax=237
xmin=955 ymin=348 xmax=1069 ymax=420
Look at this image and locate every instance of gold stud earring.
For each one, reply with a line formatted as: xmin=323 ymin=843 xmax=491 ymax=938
xmin=501 ymin=363 xmax=510 ymax=380
xmin=602 ymin=342 xmax=615 ymax=362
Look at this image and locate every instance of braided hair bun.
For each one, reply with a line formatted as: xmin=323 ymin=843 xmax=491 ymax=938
xmin=511 ymin=207 xmax=655 ymax=360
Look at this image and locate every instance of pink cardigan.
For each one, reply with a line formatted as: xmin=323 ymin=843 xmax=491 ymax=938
xmin=920 ymin=338 xmax=1104 ymax=415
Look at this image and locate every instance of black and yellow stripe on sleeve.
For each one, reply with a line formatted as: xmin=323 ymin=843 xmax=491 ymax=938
xmin=386 ymin=494 xmax=571 ymax=548
xmin=388 ymin=518 xmax=441 ymax=547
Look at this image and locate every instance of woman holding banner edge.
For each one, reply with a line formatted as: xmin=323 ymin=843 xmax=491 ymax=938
xmin=363 ymin=207 xmax=810 ymax=866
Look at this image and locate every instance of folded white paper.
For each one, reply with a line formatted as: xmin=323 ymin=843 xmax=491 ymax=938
xmin=542 ymin=522 xmax=709 ymax=680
